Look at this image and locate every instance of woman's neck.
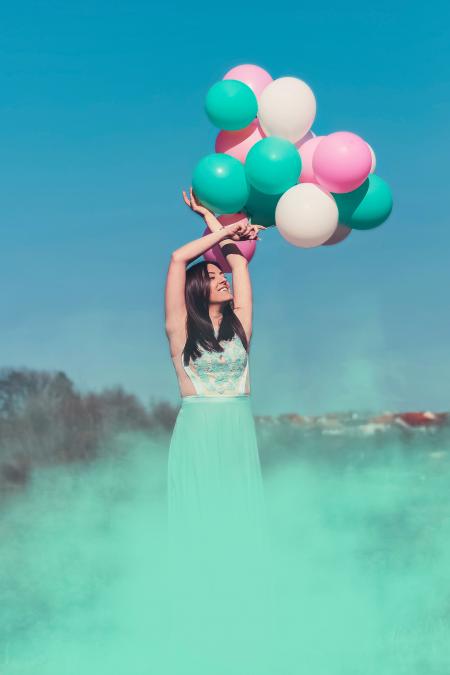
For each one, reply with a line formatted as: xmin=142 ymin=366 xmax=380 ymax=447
xmin=209 ymin=308 xmax=223 ymax=332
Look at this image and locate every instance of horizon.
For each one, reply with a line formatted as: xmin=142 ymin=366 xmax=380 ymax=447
xmin=2 ymin=364 xmax=448 ymax=419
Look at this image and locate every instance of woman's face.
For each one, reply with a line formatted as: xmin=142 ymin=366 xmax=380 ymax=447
xmin=207 ymin=264 xmax=233 ymax=304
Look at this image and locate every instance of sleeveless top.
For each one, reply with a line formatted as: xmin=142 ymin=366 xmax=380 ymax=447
xmin=181 ymin=328 xmax=249 ymax=397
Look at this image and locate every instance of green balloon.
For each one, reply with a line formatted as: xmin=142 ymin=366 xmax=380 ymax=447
xmin=245 ymin=137 xmax=301 ymax=195
xmin=205 ymin=80 xmax=258 ymax=131
xmin=244 ymin=185 xmax=283 ymax=227
xmin=192 ymin=153 xmax=250 ymax=215
xmin=333 ymin=174 xmax=393 ymax=230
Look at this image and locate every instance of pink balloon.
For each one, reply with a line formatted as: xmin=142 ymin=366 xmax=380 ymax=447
xmin=298 ymin=135 xmax=324 ymax=184
xmin=203 ymin=214 xmax=256 ymax=273
xmin=215 ymin=120 xmax=265 ymax=163
xmin=321 ymin=224 xmax=352 ymax=246
xmin=313 ymin=131 xmax=372 ymax=193
xmin=223 ymin=64 xmax=273 ymax=99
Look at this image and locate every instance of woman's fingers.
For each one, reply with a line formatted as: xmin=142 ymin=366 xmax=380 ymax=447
xmin=235 ymin=225 xmax=251 ymax=239
xmin=245 ymin=224 xmax=264 ymax=240
xmin=223 ymin=221 xmax=265 ymax=241
xmin=190 ymin=188 xmax=201 ymax=212
xmin=250 ymin=224 xmax=267 ymax=239
xmin=184 ymin=186 xmax=201 ymax=213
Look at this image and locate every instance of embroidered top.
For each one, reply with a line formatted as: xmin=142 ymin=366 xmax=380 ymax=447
xmin=181 ymin=328 xmax=249 ymax=397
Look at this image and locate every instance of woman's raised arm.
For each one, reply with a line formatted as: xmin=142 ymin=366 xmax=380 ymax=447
xmin=164 ymin=195 xmax=245 ymax=338
xmin=183 ymin=189 xmax=265 ymax=343
xmin=166 ymin=189 xmax=265 ymax=343
xmin=165 ymin=229 xmax=227 ymax=338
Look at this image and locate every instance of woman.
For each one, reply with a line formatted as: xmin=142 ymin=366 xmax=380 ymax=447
xmin=164 ymin=189 xmax=271 ymax=674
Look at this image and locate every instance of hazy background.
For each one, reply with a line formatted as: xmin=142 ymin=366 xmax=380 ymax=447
xmin=0 ymin=0 xmax=449 ymax=415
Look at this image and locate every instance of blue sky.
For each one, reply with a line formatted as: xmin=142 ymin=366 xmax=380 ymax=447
xmin=0 ymin=0 xmax=449 ymax=415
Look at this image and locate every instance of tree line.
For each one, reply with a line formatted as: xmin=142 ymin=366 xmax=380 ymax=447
xmin=0 ymin=367 xmax=178 ymax=494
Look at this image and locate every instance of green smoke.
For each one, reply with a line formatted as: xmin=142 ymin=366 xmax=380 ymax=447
xmin=1 ymin=425 xmax=449 ymax=674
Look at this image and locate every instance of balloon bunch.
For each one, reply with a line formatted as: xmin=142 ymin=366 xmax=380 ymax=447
xmin=192 ymin=64 xmax=393 ymax=257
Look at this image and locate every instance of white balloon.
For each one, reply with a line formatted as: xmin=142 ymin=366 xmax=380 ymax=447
xmin=367 ymin=142 xmax=376 ymax=173
xmin=258 ymin=77 xmax=316 ymax=143
xmin=275 ymin=183 xmax=339 ymax=248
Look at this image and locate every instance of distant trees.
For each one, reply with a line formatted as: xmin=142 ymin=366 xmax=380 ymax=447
xmin=0 ymin=368 xmax=178 ymax=495
xmin=4 ymin=367 xmax=442 ymax=499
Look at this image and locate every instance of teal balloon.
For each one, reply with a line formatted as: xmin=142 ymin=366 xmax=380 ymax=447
xmin=333 ymin=174 xmax=393 ymax=230
xmin=192 ymin=153 xmax=250 ymax=214
xmin=205 ymin=80 xmax=258 ymax=131
xmin=244 ymin=185 xmax=283 ymax=227
xmin=245 ymin=137 xmax=301 ymax=195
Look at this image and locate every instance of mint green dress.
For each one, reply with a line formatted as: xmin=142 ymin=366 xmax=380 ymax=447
xmin=167 ymin=329 xmax=272 ymax=674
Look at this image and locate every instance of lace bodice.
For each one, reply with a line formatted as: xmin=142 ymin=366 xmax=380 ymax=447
xmin=181 ymin=329 xmax=249 ymax=397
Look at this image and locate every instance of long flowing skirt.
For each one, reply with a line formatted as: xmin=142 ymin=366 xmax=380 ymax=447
xmin=167 ymin=394 xmax=273 ymax=675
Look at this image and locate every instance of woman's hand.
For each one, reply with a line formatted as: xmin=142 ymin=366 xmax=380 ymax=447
xmin=223 ymin=221 xmax=267 ymax=241
xmin=242 ymin=222 xmax=267 ymax=240
xmin=183 ymin=186 xmax=266 ymax=240
xmin=182 ymin=187 xmax=213 ymax=218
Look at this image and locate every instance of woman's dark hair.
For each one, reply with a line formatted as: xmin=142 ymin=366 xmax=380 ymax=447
xmin=183 ymin=260 xmax=248 ymax=366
